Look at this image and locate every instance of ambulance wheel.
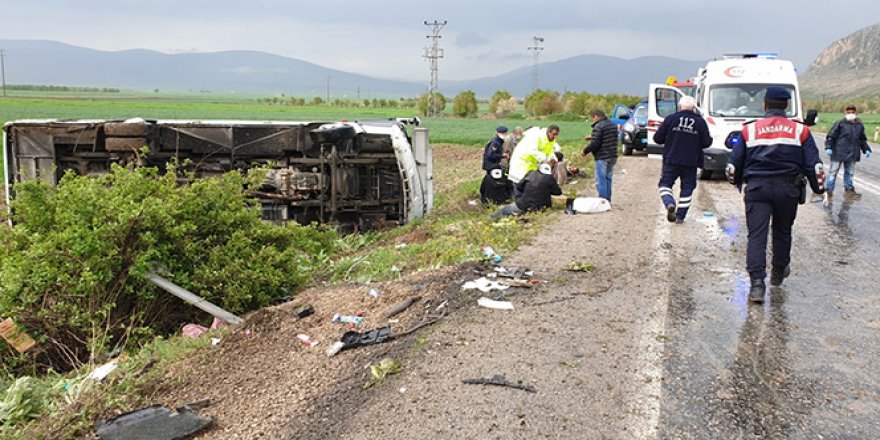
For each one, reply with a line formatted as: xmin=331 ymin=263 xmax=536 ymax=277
xmin=622 ymin=144 xmax=633 ymax=156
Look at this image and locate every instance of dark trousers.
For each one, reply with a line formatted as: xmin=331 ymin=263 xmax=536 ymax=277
xmin=744 ymin=179 xmax=800 ymax=279
xmin=658 ymin=163 xmax=698 ymax=220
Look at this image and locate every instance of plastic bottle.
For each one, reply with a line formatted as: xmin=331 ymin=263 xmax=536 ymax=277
xmin=296 ymin=334 xmax=319 ymax=348
xmin=481 ymin=246 xmax=502 ymax=263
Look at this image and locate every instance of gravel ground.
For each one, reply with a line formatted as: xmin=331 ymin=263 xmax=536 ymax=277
xmin=318 ymin=156 xmax=672 ymax=440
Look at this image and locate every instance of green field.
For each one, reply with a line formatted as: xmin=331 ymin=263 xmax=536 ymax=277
xmin=0 ymin=95 xmax=596 ymax=147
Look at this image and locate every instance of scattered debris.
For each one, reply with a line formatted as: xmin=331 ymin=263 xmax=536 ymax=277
xmin=835 ymin=260 xmax=849 ymax=265
xmin=462 ymin=374 xmax=536 ymax=393
xmin=493 ymin=266 xmax=534 ymax=279
xmin=463 ymin=277 xmax=510 ymax=293
xmin=95 ymin=404 xmax=212 ymax=440
xmin=0 ymin=318 xmax=37 ymax=353
xmin=87 ymin=359 xmax=123 ymax=382
xmin=327 ymin=327 xmax=395 ymax=356
xmin=363 ymin=358 xmax=404 ymax=389
xmin=368 ymin=288 xmax=380 ymax=298
xmin=293 ymin=305 xmax=315 ymax=319
xmin=326 ymin=341 xmax=345 ymax=357
xmin=394 ymin=243 xmax=407 ymax=249
xmin=181 ymin=324 xmax=209 ymax=339
xmin=147 ymin=272 xmax=244 ymax=325
xmin=332 ymin=314 xmax=364 ymax=326
xmin=566 ymin=261 xmax=596 ymax=273
xmin=467 ymin=200 xmax=479 ymax=206
xmin=296 ymin=334 xmax=319 ymax=348
xmin=210 ymin=338 xmax=221 ymax=346
xmin=481 ymin=246 xmax=503 ymax=263
xmin=505 ymin=279 xmax=539 ymax=288
xmin=271 ymin=295 xmax=293 ymax=305
xmin=477 ymin=297 xmax=515 ymax=311
xmin=385 ymin=297 xmax=421 ymax=318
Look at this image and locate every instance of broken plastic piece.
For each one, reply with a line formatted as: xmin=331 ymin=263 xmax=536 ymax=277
xmin=332 ymin=314 xmax=364 ymax=326
xmin=87 ymin=360 xmax=120 ymax=382
xmin=463 ymin=277 xmax=510 ymax=293
xmin=294 ymin=305 xmax=315 ymax=319
xmin=339 ymin=327 xmax=393 ymax=351
xmin=95 ymin=404 xmax=213 ymax=440
xmin=368 ymin=289 xmax=380 ymax=298
xmin=462 ymin=374 xmax=536 ymax=393
xmin=477 ymin=297 xmax=514 ymax=310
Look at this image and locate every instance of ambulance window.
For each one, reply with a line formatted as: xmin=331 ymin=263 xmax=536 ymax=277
xmin=709 ymin=84 xmax=797 ymax=118
xmin=655 ymin=88 xmax=680 ymax=118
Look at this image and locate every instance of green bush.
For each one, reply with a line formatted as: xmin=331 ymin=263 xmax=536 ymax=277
xmin=524 ymin=89 xmax=563 ymax=116
xmin=417 ymin=92 xmax=447 ymax=116
xmin=452 ymin=91 xmax=478 ymax=118
xmin=488 ymin=90 xmax=513 ymax=115
xmin=0 ymin=166 xmax=341 ymax=374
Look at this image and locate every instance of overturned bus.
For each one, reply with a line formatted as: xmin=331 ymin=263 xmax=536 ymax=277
xmin=2 ymin=117 xmax=432 ymax=229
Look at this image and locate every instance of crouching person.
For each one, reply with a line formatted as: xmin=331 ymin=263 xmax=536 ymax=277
xmin=490 ymin=163 xmax=562 ymax=218
xmin=480 ymin=163 xmax=514 ymax=205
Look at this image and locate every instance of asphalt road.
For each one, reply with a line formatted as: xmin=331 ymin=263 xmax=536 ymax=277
xmin=655 ymin=134 xmax=880 ymax=438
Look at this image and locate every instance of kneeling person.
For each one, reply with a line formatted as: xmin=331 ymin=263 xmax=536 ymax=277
xmin=480 ymin=164 xmax=514 ymax=205
xmin=490 ymin=163 xmax=562 ymax=218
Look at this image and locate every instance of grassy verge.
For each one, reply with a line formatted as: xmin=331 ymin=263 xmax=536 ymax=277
xmin=5 ymin=143 xmax=593 ymax=439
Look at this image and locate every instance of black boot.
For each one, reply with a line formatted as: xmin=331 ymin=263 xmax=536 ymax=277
xmin=749 ymin=277 xmax=766 ymax=303
xmin=770 ymin=266 xmax=790 ymax=287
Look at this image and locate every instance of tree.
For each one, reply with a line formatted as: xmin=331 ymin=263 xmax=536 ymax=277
xmin=524 ymin=89 xmax=562 ymax=116
xmin=418 ymin=92 xmax=447 ymax=116
xmin=452 ymin=91 xmax=479 ymax=118
xmin=311 ymin=96 xmax=324 ymax=106
xmin=489 ymin=90 xmax=513 ymax=115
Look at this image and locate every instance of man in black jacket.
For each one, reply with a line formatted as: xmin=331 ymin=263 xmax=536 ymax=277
xmin=582 ymin=110 xmax=619 ymax=202
xmin=489 ymin=163 xmax=562 ymax=218
xmin=654 ymin=96 xmax=713 ymax=223
xmin=480 ymin=163 xmax=514 ymax=205
xmin=825 ymin=104 xmax=872 ymax=202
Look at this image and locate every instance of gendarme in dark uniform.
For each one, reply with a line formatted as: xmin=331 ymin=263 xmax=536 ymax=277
xmin=726 ymin=87 xmax=825 ymax=303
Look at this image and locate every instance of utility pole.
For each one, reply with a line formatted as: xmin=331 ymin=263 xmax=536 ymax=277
xmin=325 ymin=75 xmax=330 ymax=103
xmin=357 ymin=87 xmax=361 ymax=100
xmin=423 ymin=20 xmax=447 ymax=117
xmin=0 ymin=49 xmax=7 ymax=97
xmin=527 ymin=36 xmax=544 ymax=93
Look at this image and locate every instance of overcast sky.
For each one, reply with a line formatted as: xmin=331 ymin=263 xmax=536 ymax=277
xmin=2 ymin=1 xmax=878 ymax=81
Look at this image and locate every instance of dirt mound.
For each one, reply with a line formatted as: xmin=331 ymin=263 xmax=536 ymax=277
xmin=138 ymin=266 xmax=472 ymax=439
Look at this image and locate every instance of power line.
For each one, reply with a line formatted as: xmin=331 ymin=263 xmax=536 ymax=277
xmin=527 ymin=36 xmax=544 ymax=93
xmin=423 ymin=20 xmax=447 ymax=117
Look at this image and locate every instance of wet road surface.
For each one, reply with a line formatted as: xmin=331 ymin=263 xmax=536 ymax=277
xmin=655 ymin=136 xmax=880 ymax=438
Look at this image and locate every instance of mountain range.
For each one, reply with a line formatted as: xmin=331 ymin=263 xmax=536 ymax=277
xmin=0 ymin=39 xmax=703 ymax=98
xmin=801 ymin=22 xmax=880 ymax=98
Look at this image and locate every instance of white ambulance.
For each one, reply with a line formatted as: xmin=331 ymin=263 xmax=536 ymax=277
xmin=646 ymin=53 xmax=805 ymax=179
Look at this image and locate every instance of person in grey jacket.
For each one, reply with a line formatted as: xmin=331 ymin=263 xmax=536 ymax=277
xmin=825 ymin=104 xmax=872 ymax=202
